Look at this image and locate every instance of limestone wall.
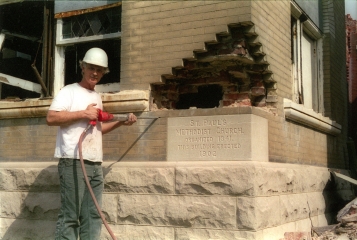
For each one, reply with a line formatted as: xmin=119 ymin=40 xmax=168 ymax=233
xmin=0 ymin=161 xmax=354 ymax=240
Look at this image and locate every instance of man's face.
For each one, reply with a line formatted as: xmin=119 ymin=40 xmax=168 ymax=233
xmin=81 ymin=63 xmax=106 ymax=90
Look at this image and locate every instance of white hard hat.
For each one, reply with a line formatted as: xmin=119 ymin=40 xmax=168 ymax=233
xmin=82 ymin=48 xmax=108 ymax=68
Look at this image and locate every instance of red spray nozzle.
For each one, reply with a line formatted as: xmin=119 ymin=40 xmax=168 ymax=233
xmin=89 ymin=109 xmax=114 ymax=126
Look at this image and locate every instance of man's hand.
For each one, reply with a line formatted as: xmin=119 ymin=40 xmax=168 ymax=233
xmin=84 ymin=104 xmax=99 ymax=121
xmin=122 ymin=113 xmax=137 ymax=125
xmin=101 ymin=113 xmax=137 ymax=134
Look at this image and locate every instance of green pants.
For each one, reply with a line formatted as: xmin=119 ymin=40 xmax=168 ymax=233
xmin=55 ymin=158 xmax=104 ymax=240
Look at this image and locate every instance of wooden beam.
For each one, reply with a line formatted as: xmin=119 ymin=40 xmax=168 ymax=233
xmin=0 ymin=73 xmax=42 ymax=93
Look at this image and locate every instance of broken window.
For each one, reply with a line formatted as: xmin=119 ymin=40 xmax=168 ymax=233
xmin=54 ymin=2 xmax=122 ymax=95
xmin=0 ymin=1 xmax=54 ymax=100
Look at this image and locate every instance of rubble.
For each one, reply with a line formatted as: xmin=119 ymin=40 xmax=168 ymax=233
xmin=281 ymin=172 xmax=357 ymax=240
xmin=312 ymin=198 xmax=357 ymax=240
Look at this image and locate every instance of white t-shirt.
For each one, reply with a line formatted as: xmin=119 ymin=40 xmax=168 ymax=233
xmin=49 ymin=83 xmax=103 ymax=162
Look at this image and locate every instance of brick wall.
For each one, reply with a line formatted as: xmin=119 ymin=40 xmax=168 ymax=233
xmin=0 ymin=0 xmax=349 ymax=170
xmin=0 ymin=1 xmax=352 ymax=239
xmin=120 ymin=1 xmax=252 ymax=91
xmin=321 ymin=0 xmax=349 ymax=167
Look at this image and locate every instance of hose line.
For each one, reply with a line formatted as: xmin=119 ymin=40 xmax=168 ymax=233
xmin=78 ymin=125 xmax=117 ymax=240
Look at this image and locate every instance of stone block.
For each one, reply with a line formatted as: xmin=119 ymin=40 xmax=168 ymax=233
xmin=101 ymin=224 xmax=174 ymax=240
xmin=117 ymin=194 xmax=236 ymax=229
xmin=299 ymin=168 xmax=331 ymax=193
xmin=279 ymin=194 xmax=309 ymax=223
xmin=175 ymin=167 xmax=255 ymax=196
xmin=0 ymin=167 xmax=59 ymax=191
xmin=0 ymin=192 xmax=23 ymax=218
xmin=0 ymin=218 xmax=56 ymax=240
xmin=104 ymin=167 xmax=175 ymax=194
xmin=306 ymin=192 xmax=326 ymax=217
xmin=1 ymin=192 xmax=59 ymax=220
xmin=175 ymin=228 xmax=262 ymax=240
xmin=102 ymin=194 xmax=118 ymax=224
xmin=237 ymin=196 xmax=280 ymax=230
xmin=254 ymin=165 xmax=332 ymax=196
xmin=254 ymin=166 xmax=298 ymax=196
xmin=167 ymin=114 xmax=268 ymax=161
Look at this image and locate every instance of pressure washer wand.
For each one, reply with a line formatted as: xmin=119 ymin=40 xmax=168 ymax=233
xmin=89 ymin=110 xmax=159 ymax=126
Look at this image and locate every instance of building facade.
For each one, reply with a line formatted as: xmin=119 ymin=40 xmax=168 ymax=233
xmin=0 ymin=1 xmax=353 ymax=239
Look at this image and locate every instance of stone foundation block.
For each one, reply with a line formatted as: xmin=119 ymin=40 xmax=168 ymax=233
xmin=104 ymin=167 xmax=175 ymax=194
xmin=254 ymin=165 xmax=332 ymax=196
xmin=0 ymin=218 xmax=56 ymax=240
xmin=280 ymin=194 xmax=309 ymax=223
xmin=175 ymin=228 xmax=262 ymax=240
xmin=102 ymin=193 xmax=118 ymax=224
xmin=306 ymin=192 xmax=326 ymax=217
xmin=1 ymin=192 xmax=59 ymax=220
xmin=101 ymin=224 xmax=174 ymax=240
xmin=117 ymin=194 xmax=236 ymax=229
xmin=237 ymin=196 xmax=280 ymax=230
xmin=0 ymin=167 xmax=59 ymax=191
xmin=175 ymin=167 xmax=255 ymax=196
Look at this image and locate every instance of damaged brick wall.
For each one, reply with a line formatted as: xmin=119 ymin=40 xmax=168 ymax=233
xmin=151 ymin=21 xmax=278 ymax=111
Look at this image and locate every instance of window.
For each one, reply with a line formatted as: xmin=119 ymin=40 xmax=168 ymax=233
xmin=285 ymin=1 xmax=341 ymax=136
xmin=54 ymin=3 xmax=122 ymax=96
xmin=0 ymin=1 xmax=54 ymax=100
xmin=0 ymin=2 xmax=122 ymax=100
xmin=291 ymin=7 xmax=322 ymax=113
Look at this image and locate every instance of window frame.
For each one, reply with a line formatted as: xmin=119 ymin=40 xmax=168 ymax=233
xmin=53 ymin=4 xmax=122 ymax=96
xmin=285 ymin=1 xmax=340 ymax=136
xmin=55 ymin=18 xmax=121 ymax=46
xmin=291 ymin=1 xmax=323 ymax=113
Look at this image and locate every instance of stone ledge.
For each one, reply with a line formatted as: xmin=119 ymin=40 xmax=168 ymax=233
xmin=283 ymin=98 xmax=341 ymax=136
xmin=0 ymin=90 xmax=149 ymax=119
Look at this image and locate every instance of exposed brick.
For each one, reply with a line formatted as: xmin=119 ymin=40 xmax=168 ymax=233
xmin=251 ymin=87 xmax=266 ymax=96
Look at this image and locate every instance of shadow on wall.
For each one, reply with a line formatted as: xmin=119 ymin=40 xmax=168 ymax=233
xmin=1 ymin=166 xmax=59 ymax=239
xmin=322 ymin=171 xmax=356 ymax=225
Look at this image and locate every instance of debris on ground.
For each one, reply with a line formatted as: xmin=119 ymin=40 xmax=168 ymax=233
xmin=281 ymin=171 xmax=357 ymax=240
xmin=312 ymin=198 xmax=357 ymax=240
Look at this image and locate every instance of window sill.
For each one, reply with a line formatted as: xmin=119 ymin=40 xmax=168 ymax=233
xmin=284 ymin=98 xmax=341 ymax=136
xmin=0 ymin=90 xmax=149 ymax=119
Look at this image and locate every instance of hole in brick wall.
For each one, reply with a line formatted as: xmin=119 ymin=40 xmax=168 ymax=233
xmin=151 ymin=21 xmax=277 ymax=111
xmin=176 ymin=84 xmax=223 ymax=109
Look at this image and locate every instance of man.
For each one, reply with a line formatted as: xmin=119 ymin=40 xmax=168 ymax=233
xmin=46 ymin=47 xmax=137 ymax=240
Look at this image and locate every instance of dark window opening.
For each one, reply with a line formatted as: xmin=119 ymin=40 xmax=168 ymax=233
xmin=64 ymin=39 xmax=121 ymax=86
xmin=176 ymin=84 xmax=223 ymax=109
xmin=0 ymin=57 xmax=41 ymax=99
xmin=0 ymin=1 xmax=54 ymax=100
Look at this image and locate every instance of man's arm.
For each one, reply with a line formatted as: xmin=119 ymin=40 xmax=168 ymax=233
xmin=101 ymin=113 xmax=137 ymax=134
xmin=46 ymin=103 xmax=98 ymax=126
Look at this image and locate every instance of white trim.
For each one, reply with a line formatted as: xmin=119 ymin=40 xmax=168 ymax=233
xmin=290 ymin=1 xmax=322 ymax=40
xmin=53 ymin=46 xmax=65 ymax=96
xmin=284 ymin=98 xmax=341 ymax=136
